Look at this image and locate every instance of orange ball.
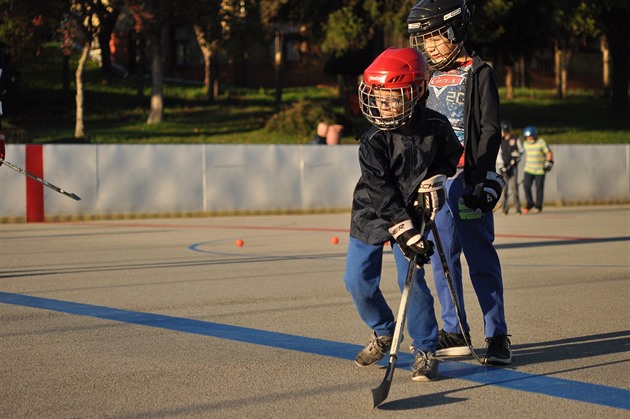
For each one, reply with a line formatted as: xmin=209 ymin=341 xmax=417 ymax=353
xmin=331 ymin=236 xmax=339 ymax=245
xmin=235 ymin=239 xmax=244 ymax=247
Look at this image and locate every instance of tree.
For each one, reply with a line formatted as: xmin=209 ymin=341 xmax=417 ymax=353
xmin=319 ymin=0 xmax=415 ymax=113
xmin=127 ymin=0 xmax=173 ymax=124
xmin=592 ymin=1 xmax=628 ymax=115
xmin=93 ymin=0 xmax=123 ymax=85
xmin=178 ymin=0 xmax=252 ymax=104
xmin=65 ymin=0 xmax=104 ymax=139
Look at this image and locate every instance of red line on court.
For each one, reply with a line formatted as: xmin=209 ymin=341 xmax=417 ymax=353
xmin=65 ymin=221 xmax=591 ymax=241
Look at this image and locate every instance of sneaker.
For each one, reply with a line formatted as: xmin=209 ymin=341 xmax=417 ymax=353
xmin=436 ymin=329 xmax=472 ymax=357
xmin=412 ymin=351 xmax=439 ymax=381
xmin=354 ymin=332 xmax=393 ymax=367
xmin=484 ymin=335 xmax=512 ymax=365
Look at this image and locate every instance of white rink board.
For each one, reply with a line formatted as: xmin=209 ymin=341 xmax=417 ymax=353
xmin=1 ymin=143 xmax=629 ymax=220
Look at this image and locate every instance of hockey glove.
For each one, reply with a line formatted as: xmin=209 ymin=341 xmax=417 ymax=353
xmin=388 ymin=220 xmax=434 ymax=266
xmin=544 ymin=160 xmax=554 ymax=172
xmin=459 ymin=171 xmax=505 ymax=215
xmin=415 ymin=174 xmax=447 ymax=221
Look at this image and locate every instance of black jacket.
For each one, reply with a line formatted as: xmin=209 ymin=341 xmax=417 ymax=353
xmin=350 ymin=106 xmax=462 ymax=245
xmin=461 ymin=52 xmax=502 ymax=186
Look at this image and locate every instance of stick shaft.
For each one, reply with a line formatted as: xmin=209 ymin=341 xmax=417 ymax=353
xmin=1 ymin=159 xmax=81 ymax=201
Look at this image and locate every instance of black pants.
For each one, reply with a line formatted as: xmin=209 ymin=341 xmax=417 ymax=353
xmin=523 ymin=173 xmax=546 ymax=211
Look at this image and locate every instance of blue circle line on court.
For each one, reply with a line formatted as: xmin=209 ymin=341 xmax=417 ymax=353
xmin=1 ymin=291 xmax=628 ymax=411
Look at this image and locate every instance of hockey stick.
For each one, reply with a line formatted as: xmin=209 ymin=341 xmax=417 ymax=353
xmin=371 ymin=252 xmax=419 ymax=408
xmin=430 ymin=223 xmax=484 ymax=365
xmin=1 ymin=158 xmax=81 ymax=201
xmin=371 ymin=218 xmax=427 ymax=408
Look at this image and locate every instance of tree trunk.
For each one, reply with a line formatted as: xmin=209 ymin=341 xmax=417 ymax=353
xmin=74 ymin=41 xmax=91 ymax=139
xmin=193 ymin=24 xmax=215 ymax=104
xmin=97 ymin=8 xmax=121 ymax=85
xmin=135 ymin=33 xmax=145 ymax=105
xmin=603 ymin=5 xmax=629 ymax=115
xmin=98 ymin=30 xmax=113 ymax=85
xmin=146 ymin=29 xmax=164 ymax=125
xmin=553 ymin=40 xmax=570 ymax=99
xmin=504 ymin=64 xmax=514 ymax=99
xmin=517 ymin=56 xmax=526 ymax=88
xmin=600 ymin=34 xmax=611 ymax=97
xmin=274 ymin=31 xmax=283 ymax=110
xmin=212 ymin=59 xmax=219 ymax=99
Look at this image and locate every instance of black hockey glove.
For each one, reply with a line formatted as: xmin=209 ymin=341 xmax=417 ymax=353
xmin=388 ymin=220 xmax=434 ymax=266
xmin=415 ymin=174 xmax=447 ymax=222
xmin=544 ymin=160 xmax=554 ymax=172
xmin=459 ymin=171 xmax=505 ymax=215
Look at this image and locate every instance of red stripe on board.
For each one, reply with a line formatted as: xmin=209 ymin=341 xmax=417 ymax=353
xmin=25 ymin=144 xmax=45 ymax=222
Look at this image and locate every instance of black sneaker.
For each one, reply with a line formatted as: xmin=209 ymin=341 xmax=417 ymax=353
xmin=436 ymin=329 xmax=472 ymax=356
xmin=484 ymin=335 xmax=512 ymax=365
xmin=354 ymin=332 xmax=393 ymax=367
xmin=412 ymin=351 xmax=439 ymax=382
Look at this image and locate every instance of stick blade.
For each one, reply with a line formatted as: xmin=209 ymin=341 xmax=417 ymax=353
xmin=371 ymin=379 xmax=391 ymax=409
xmin=371 ymin=361 xmax=396 ymax=408
xmin=67 ymin=193 xmax=81 ymax=201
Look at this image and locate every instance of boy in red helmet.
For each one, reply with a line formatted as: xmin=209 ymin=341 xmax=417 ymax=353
xmin=344 ymin=47 xmax=462 ymax=381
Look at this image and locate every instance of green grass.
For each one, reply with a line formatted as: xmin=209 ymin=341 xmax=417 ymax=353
xmin=4 ymin=44 xmax=629 ymax=145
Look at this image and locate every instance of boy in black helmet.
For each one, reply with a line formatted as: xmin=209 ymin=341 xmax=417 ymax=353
xmin=344 ymin=47 xmax=462 ymax=381
xmin=408 ymin=0 xmax=513 ymax=365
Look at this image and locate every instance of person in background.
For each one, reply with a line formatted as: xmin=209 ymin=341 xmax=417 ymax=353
xmin=408 ymin=0 xmax=512 ymax=365
xmin=310 ymin=122 xmax=328 ymax=144
xmin=522 ymin=125 xmax=554 ymax=213
xmin=497 ymin=121 xmax=523 ymax=215
xmin=344 ymin=47 xmax=462 ymax=382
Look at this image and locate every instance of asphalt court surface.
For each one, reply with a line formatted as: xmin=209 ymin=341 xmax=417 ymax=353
xmin=1 ymin=205 xmax=629 ymax=418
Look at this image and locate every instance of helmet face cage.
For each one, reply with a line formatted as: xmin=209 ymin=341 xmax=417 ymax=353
xmin=358 ymin=83 xmax=421 ymax=130
xmin=409 ymin=25 xmax=463 ymax=70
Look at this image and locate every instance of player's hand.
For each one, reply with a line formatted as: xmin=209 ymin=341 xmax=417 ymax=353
xmin=459 ymin=171 xmax=505 ymax=215
xmin=388 ymin=220 xmax=434 ymax=266
xmin=544 ymin=160 xmax=554 ymax=172
xmin=415 ymin=174 xmax=446 ymax=221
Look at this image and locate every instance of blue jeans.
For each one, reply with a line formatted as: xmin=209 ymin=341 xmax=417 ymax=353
xmin=523 ymin=172 xmax=546 ymax=211
xmin=428 ymin=177 xmax=508 ymax=338
xmin=343 ymin=236 xmax=438 ymax=353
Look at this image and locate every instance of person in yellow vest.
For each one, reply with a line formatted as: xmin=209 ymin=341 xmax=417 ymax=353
xmin=522 ymin=126 xmax=554 ymax=213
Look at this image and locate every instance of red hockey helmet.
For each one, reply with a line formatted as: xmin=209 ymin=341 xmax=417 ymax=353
xmin=358 ymin=48 xmax=428 ymax=130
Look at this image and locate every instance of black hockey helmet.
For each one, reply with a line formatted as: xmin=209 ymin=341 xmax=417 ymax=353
xmin=407 ymin=0 xmax=471 ymax=70
xmin=501 ymin=121 xmax=512 ymax=132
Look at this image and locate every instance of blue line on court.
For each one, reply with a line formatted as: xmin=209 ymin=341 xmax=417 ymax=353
xmin=1 ymin=291 xmax=628 ymax=411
